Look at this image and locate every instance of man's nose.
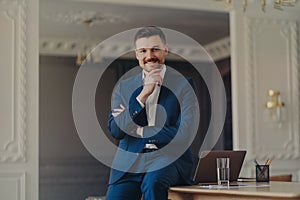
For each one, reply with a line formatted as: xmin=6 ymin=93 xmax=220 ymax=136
xmin=145 ymin=50 xmax=154 ymax=59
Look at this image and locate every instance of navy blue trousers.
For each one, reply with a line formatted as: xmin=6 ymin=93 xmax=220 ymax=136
xmin=105 ymin=164 xmax=184 ymax=200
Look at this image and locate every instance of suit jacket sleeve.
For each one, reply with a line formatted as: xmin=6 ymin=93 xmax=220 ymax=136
xmin=108 ymin=82 xmax=140 ymax=140
xmin=133 ymin=78 xmax=199 ymax=148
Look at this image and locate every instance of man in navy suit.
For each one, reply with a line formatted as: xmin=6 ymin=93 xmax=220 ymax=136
xmin=105 ymin=26 xmax=199 ymax=200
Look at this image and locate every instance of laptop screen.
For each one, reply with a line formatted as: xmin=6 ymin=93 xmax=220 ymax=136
xmin=193 ymin=150 xmax=246 ymax=183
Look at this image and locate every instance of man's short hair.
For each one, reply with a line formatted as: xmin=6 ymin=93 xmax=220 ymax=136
xmin=134 ymin=26 xmax=166 ymax=46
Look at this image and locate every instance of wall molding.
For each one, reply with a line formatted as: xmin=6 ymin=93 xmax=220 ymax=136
xmin=289 ymin=21 xmax=300 ymax=159
xmin=0 ymin=172 xmax=25 ymax=200
xmin=244 ymin=16 xmax=256 ymax=162
xmin=39 ymin=36 xmax=230 ymax=62
xmin=244 ymin=17 xmax=300 ymax=161
xmin=0 ymin=0 xmax=21 ymax=5
xmin=0 ymin=0 xmax=27 ymax=162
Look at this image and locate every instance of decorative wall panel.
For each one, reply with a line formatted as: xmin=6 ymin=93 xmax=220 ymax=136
xmin=245 ymin=17 xmax=299 ymax=161
xmin=0 ymin=0 xmax=27 ymax=162
xmin=0 ymin=172 xmax=25 ymax=200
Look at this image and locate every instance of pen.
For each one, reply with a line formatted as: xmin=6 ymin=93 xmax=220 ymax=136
xmin=258 ymin=159 xmax=272 ymax=179
xmin=254 ymin=159 xmax=261 ymax=170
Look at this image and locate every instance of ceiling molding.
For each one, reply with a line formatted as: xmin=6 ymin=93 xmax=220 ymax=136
xmin=65 ymin=0 xmax=230 ymax=13
xmin=42 ymin=10 xmax=128 ymax=27
xmin=39 ymin=36 xmax=230 ymax=62
xmin=40 ymin=1 xmax=230 ymax=50
xmin=204 ymin=37 xmax=230 ymax=61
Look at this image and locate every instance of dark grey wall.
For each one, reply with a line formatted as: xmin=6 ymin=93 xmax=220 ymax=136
xmin=39 ymin=56 xmax=110 ymax=200
xmin=39 ymin=55 xmax=232 ymax=200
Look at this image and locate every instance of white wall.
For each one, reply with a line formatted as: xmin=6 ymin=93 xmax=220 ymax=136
xmin=230 ymin=1 xmax=300 ymax=180
xmin=0 ymin=0 xmax=39 ymax=199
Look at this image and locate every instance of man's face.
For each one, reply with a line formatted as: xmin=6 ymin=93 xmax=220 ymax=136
xmin=135 ymin=35 xmax=168 ymax=72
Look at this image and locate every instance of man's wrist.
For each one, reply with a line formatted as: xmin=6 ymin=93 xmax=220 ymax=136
xmin=136 ymin=126 xmax=143 ymax=137
xmin=137 ymin=92 xmax=148 ymax=104
xmin=136 ymin=97 xmax=145 ymax=108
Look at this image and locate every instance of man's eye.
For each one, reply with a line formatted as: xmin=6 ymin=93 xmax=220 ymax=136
xmin=139 ymin=49 xmax=146 ymax=53
xmin=152 ymin=48 xmax=160 ymax=51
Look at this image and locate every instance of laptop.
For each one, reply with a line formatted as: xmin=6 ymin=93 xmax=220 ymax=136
xmin=193 ymin=150 xmax=246 ymax=183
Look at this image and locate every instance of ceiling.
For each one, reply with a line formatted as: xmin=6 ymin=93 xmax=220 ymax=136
xmin=40 ymin=0 xmax=229 ymax=47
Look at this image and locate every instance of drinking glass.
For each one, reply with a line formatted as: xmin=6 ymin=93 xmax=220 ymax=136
xmin=216 ymin=157 xmax=230 ymax=186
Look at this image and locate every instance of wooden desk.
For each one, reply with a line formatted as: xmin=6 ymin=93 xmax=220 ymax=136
xmin=168 ymin=182 xmax=300 ymax=200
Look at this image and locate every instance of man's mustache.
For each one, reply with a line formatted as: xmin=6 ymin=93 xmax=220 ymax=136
xmin=145 ymin=58 xmax=159 ymax=63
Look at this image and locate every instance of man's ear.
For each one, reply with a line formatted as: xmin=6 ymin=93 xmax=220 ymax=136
xmin=164 ymin=44 xmax=169 ymax=55
xmin=135 ymin=49 xmax=139 ymax=60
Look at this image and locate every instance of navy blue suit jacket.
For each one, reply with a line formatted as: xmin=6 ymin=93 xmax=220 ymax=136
xmin=108 ymin=66 xmax=199 ymax=185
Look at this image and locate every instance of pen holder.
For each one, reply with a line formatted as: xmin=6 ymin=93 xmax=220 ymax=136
xmin=256 ymin=165 xmax=270 ymax=182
